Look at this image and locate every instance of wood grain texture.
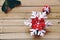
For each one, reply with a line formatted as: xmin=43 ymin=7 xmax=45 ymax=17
xmin=0 ymin=0 xmax=60 ymax=40
xmin=0 ymin=6 xmax=60 ymax=13
xmin=0 ymin=13 xmax=60 ymax=19
xmin=0 ymin=27 xmax=2 ymax=32
xmin=1 ymin=25 xmax=60 ymax=33
xmin=0 ymin=0 xmax=60 ymax=6
xmin=0 ymin=19 xmax=60 ymax=25
xmin=0 ymin=32 xmax=60 ymax=39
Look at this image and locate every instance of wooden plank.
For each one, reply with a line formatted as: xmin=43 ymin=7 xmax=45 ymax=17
xmin=0 ymin=0 xmax=4 ymax=6
xmin=0 ymin=39 xmax=60 ymax=40
xmin=0 ymin=26 xmax=60 ymax=33
xmin=0 ymin=0 xmax=60 ymax=6
xmin=6 ymin=7 xmax=60 ymax=13
xmin=0 ymin=13 xmax=60 ymax=19
xmin=20 ymin=0 xmax=60 ymax=6
xmin=0 ymin=6 xmax=60 ymax=13
xmin=0 ymin=33 xmax=33 ymax=39
xmin=0 ymin=19 xmax=60 ymax=25
xmin=2 ymin=26 xmax=29 ymax=33
xmin=0 ymin=27 xmax=2 ymax=32
xmin=48 ymin=13 xmax=60 ymax=19
xmin=0 ymin=32 xmax=60 ymax=39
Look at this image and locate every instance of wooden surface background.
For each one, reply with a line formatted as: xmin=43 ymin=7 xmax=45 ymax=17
xmin=0 ymin=0 xmax=60 ymax=40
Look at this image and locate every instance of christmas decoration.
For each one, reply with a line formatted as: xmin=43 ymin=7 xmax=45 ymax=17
xmin=24 ymin=11 xmax=52 ymax=36
xmin=1 ymin=0 xmax=21 ymax=13
xmin=24 ymin=5 xmax=52 ymax=36
xmin=42 ymin=5 xmax=51 ymax=15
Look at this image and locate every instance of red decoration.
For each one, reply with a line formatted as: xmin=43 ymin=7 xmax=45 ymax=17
xmin=31 ymin=17 xmax=45 ymax=31
xmin=24 ymin=5 xmax=52 ymax=36
xmin=42 ymin=5 xmax=50 ymax=15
